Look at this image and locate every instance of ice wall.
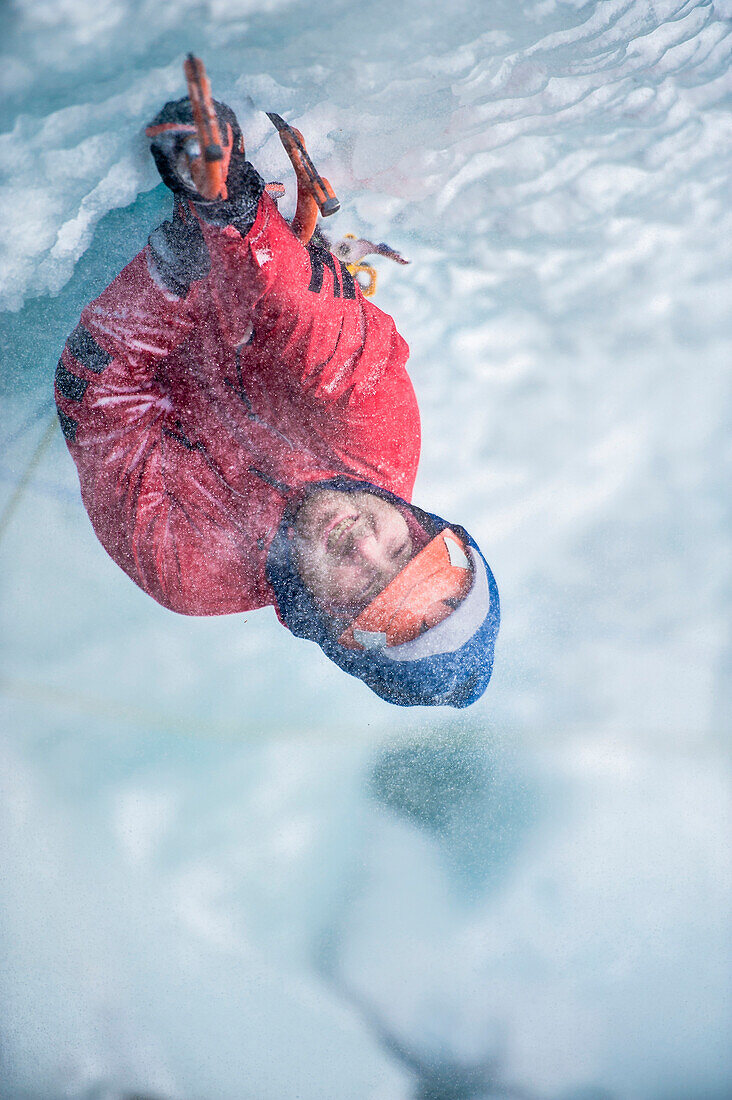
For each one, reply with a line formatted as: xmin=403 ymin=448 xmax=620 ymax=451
xmin=1 ymin=1 xmax=730 ymax=1098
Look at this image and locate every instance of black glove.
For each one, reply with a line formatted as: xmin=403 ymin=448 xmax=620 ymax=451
xmin=146 ymin=161 xmax=266 ymax=299
xmin=189 ymin=151 xmax=264 ymax=233
xmin=147 ymin=96 xmax=264 ymax=232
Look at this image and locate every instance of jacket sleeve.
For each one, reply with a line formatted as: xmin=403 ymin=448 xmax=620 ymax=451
xmin=55 ymin=245 xmax=267 ymax=615
xmin=201 ymin=194 xmax=406 ymax=395
xmin=198 ymin=192 xmax=422 ymax=497
xmin=327 ymin=321 xmax=422 ymax=502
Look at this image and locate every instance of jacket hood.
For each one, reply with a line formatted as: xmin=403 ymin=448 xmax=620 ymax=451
xmin=266 ymin=477 xmax=500 ymax=708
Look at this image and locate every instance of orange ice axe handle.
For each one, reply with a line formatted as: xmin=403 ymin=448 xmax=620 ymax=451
xmin=267 ymin=113 xmax=340 ymax=217
xmin=183 ymin=53 xmax=228 ymax=200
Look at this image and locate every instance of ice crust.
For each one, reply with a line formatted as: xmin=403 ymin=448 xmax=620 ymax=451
xmin=1 ymin=1 xmax=731 ymax=1098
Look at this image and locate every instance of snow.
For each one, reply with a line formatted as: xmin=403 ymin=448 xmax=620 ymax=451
xmin=1 ymin=0 xmax=731 ymax=1098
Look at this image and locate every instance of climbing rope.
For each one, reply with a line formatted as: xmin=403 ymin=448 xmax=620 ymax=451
xmin=0 ymin=413 xmax=58 ymax=548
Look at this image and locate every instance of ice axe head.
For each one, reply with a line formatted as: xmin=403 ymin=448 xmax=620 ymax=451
xmin=146 ymin=95 xmax=244 ymax=199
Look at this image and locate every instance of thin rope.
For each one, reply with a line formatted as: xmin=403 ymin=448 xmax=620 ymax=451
xmin=2 ymin=396 xmax=55 ymax=449
xmin=0 ymin=414 xmax=58 ymax=547
xmin=0 ymin=674 xmax=376 ymax=744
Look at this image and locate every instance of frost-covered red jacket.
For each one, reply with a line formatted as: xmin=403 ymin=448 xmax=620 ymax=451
xmin=55 ymin=191 xmax=420 ymax=616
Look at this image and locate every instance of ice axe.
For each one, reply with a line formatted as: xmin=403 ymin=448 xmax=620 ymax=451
xmin=267 ymin=112 xmax=339 ymax=243
xmin=182 ymin=53 xmax=229 ymax=200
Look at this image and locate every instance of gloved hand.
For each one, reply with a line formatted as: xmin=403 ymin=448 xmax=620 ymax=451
xmin=147 ymin=96 xmax=264 ymax=231
xmin=189 ymin=151 xmax=264 ymax=232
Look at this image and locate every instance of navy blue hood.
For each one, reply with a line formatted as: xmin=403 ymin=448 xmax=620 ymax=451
xmin=266 ymin=478 xmax=500 ymax=708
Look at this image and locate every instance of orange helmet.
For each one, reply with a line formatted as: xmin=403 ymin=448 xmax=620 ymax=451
xmin=338 ymin=529 xmax=473 ymax=651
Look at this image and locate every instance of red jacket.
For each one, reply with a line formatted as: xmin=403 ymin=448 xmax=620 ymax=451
xmin=55 ymin=193 xmax=421 ymax=616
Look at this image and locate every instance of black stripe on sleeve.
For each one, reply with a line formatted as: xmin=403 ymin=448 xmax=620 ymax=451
xmin=163 ymin=424 xmax=196 ymax=450
xmin=248 ymin=465 xmax=291 ymax=493
xmin=57 ymin=408 xmax=78 ymax=443
xmin=55 ymin=360 xmax=88 ymax=402
xmin=307 ymin=245 xmax=342 ymax=297
xmin=65 ymin=325 xmax=111 ymax=374
xmin=339 ymin=261 xmax=356 ymax=300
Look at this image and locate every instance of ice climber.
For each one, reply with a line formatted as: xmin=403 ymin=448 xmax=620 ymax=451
xmin=54 ymin=96 xmax=500 ymax=707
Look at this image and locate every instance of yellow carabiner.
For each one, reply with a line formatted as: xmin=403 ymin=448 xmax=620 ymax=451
xmin=347 ymin=261 xmax=378 ymax=297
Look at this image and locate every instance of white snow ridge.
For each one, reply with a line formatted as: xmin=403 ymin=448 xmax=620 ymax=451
xmin=1 ymin=1 xmax=730 ymax=1099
